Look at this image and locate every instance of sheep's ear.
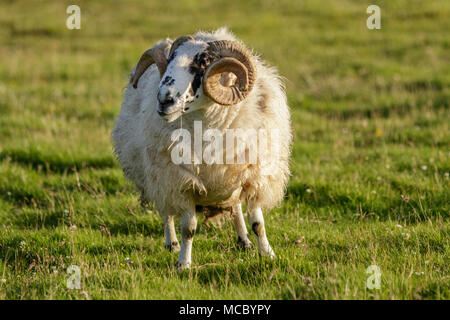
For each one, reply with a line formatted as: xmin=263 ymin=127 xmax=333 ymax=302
xmin=130 ymin=41 xmax=169 ymax=89
xmin=168 ymin=35 xmax=194 ymax=60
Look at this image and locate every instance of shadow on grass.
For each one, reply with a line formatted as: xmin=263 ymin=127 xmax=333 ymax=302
xmin=286 ymin=183 xmax=446 ymax=222
xmin=0 ymin=147 xmax=116 ymax=174
xmin=295 ymin=92 xmax=449 ymax=120
xmin=98 ymin=218 xmax=163 ymax=238
xmin=184 ymin=262 xmax=274 ymax=287
xmin=0 ymin=186 xmax=49 ymax=208
xmin=3 ymin=208 xmax=163 ymax=239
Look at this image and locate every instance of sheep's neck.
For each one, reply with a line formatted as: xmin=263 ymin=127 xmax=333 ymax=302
xmin=182 ymin=103 xmax=242 ymax=131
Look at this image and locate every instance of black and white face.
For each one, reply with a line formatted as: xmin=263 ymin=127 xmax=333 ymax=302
xmin=157 ymin=40 xmax=214 ymax=122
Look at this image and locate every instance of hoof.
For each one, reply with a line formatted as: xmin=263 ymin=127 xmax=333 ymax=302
xmin=175 ymin=260 xmax=190 ymax=271
xmin=237 ymin=236 xmax=254 ymax=250
xmin=260 ymin=247 xmax=276 ymax=259
xmin=165 ymin=241 xmax=181 ymax=252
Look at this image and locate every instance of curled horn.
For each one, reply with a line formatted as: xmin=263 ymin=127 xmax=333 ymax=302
xmin=169 ymin=35 xmax=194 ymax=59
xmin=130 ymin=41 xmax=169 ymax=89
xmin=203 ymin=40 xmax=256 ymax=105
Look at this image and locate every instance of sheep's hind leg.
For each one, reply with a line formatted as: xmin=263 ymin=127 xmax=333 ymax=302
xmin=248 ymin=207 xmax=275 ymax=258
xmin=233 ymin=204 xmax=254 ymax=249
xmin=176 ymin=212 xmax=197 ymax=270
xmin=164 ymin=215 xmax=180 ymax=252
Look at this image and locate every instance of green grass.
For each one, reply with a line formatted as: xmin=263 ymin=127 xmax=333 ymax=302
xmin=0 ymin=0 xmax=448 ymax=299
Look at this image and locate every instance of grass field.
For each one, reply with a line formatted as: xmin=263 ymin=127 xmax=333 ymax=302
xmin=0 ymin=0 xmax=448 ymax=299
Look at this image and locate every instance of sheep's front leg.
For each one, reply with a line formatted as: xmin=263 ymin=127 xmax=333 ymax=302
xmin=164 ymin=215 xmax=180 ymax=252
xmin=233 ymin=204 xmax=254 ymax=249
xmin=176 ymin=212 xmax=197 ymax=269
xmin=248 ymin=207 xmax=275 ymax=258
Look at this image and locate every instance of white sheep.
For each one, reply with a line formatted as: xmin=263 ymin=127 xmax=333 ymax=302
xmin=112 ymin=27 xmax=292 ymax=269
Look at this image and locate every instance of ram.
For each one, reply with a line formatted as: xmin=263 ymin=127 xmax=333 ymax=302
xmin=112 ymin=27 xmax=292 ymax=269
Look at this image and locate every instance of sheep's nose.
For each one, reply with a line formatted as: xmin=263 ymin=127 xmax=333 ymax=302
xmin=157 ymin=93 xmax=175 ymax=111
